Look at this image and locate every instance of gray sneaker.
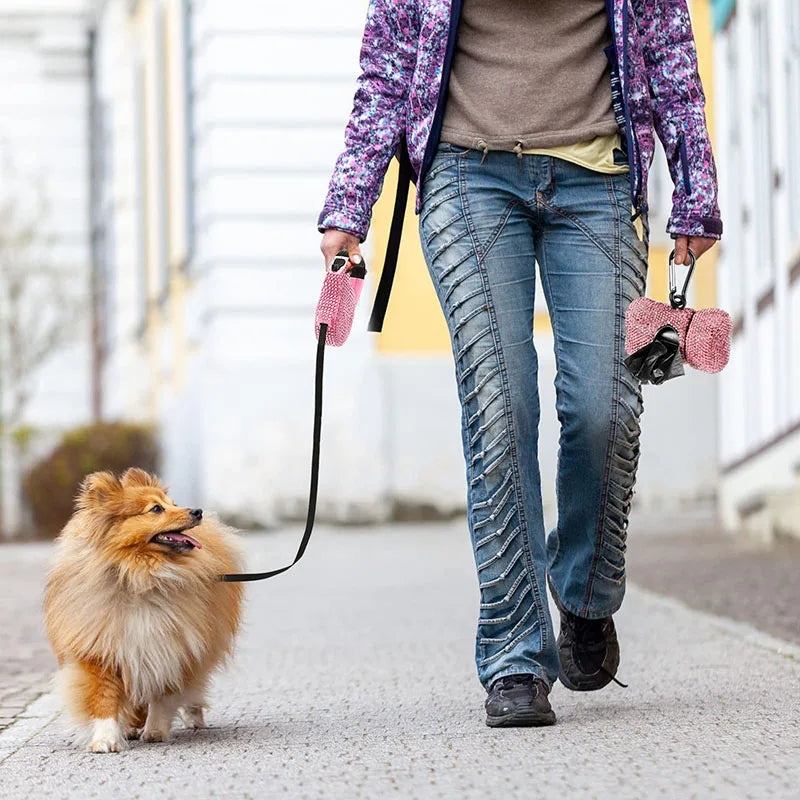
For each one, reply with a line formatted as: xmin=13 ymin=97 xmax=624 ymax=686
xmin=556 ymin=609 xmax=626 ymax=691
xmin=484 ymin=674 xmax=557 ymax=728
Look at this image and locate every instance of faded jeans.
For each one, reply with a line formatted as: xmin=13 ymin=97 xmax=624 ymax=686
xmin=418 ymin=142 xmax=648 ymax=688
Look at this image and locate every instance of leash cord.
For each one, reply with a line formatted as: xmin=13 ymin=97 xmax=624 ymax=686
xmin=218 ymin=322 xmax=327 ymax=582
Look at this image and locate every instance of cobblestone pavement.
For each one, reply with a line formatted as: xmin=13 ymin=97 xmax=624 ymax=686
xmin=1 ymin=524 xmax=799 ymax=798
xmin=0 ymin=541 xmax=56 ymax=733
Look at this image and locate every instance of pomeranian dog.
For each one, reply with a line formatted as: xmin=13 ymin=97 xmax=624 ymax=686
xmin=44 ymin=468 xmax=243 ymax=753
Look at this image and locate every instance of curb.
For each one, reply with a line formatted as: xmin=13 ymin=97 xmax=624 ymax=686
xmin=630 ymin=582 xmax=800 ymax=660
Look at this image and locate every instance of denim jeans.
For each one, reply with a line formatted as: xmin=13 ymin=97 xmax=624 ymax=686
xmin=418 ymin=142 xmax=648 ymax=688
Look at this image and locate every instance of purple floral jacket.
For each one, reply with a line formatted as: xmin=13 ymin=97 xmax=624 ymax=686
xmin=318 ymin=0 xmax=722 ymax=243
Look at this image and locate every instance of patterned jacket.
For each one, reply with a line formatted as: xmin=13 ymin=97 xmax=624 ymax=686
xmin=318 ymin=0 xmax=722 ymax=243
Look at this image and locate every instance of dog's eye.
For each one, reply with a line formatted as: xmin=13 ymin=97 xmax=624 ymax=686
xmin=151 ymin=504 xmax=164 ymax=514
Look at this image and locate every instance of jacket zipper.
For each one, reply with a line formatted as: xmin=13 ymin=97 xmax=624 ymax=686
xmin=418 ymin=0 xmax=463 ymax=189
xmin=677 ymin=131 xmax=692 ymax=195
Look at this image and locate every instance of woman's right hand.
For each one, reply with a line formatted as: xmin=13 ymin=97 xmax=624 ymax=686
xmin=320 ymin=229 xmax=362 ymax=270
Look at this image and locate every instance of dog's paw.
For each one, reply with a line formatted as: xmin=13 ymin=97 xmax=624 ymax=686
xmin=88 ymin=719 xmax=127 ymax=753
xmin=124 ymin=727 xmax=142 ymax=741
xmin=179 ymin=705 xmax=206 ymax=730
xmin=140 ymin=728 xmax=169 ymax=743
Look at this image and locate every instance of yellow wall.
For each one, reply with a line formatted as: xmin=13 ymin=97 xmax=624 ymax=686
xmin=369 ymin=0 xmax=719 ymax=354
xmin=369 ymin=160 xmax=451 ymax=354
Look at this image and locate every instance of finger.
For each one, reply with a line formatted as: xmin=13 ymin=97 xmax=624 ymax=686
xmin=347 ymin=248 xmax=363 ymax=272
xmin=674 ymin=236 xmax=688 ymax=265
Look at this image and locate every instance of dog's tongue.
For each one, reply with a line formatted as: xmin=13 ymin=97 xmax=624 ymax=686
xmin=172 ymin=532 xmax=202 ymax=549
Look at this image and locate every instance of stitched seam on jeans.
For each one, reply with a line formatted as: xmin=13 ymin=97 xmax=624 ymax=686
xmin=479 ymin=569 xmax=527 ymax=609
xmin=420 ymin=185 xmax=460 ymax=227
xmin=459 ymin=155 xmax=550 ymax=651
xmin=582 ymin=176 xmax=625 ymax=617
xmin=479 ymin=200 xmax=520 ymax=264
xmin=426 ymin=156 xmax=461 ymax=183
xmin=424 ymin=208 xmax=466 ymax=248
xmin=478 ymin=623 xmax=540 ymax=667
xmin=479 ymin=603 xmax=538 ymax=644
xmin=538 ymin=196 xmax=617 ymax=266
xmin=478 ymin=582 xmax=532 ymax=624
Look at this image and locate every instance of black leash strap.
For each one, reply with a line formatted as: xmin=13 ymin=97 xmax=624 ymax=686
xmin=367 ymin=140 xmax=413 ymax=333
xmin=219 ymin=322 xmax=327 ymax=582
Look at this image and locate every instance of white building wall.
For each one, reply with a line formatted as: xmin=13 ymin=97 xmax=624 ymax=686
xmin=184 ymin=2 xmax=403 ymax=524
xmin=714 ymin=0 xmax=800 ymax=536
xmin=0 ymin=0 xmax=92 ymax=534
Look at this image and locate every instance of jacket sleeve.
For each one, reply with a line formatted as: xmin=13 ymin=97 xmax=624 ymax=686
xmin=317 ymin=1 xmax=418 ymax=242
xmin=632 ymin=0 xmax=723 ymax=239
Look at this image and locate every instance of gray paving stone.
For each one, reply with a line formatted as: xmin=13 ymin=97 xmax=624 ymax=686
xmin=0 ymin=524 xmax=798 ymax=798
xmin=0 ymin=540 xmax=56 ymax=733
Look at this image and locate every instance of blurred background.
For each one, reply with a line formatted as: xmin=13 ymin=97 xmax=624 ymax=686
xmin=0 ymin=0 xmax=797 ymax=544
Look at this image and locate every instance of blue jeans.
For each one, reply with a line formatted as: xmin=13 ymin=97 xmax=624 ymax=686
xmin=418 ymin=142 xmax=648 ymax=688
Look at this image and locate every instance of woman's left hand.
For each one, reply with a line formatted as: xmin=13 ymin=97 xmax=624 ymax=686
xmin=674 ymin=235 xmax=717 ymax=265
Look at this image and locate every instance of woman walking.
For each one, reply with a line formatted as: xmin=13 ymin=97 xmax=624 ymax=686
xmin=318 ymin=0 xmax=721 ymax=727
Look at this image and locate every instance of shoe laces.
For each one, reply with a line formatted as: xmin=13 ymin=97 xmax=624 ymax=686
xmin=494 ymin=673 xmax=540 ymax=694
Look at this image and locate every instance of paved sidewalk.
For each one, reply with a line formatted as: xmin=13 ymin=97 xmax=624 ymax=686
xmin=0 ymin=541 xmax=56 ymax=733
xmin=1 ymin=523 xmax=799 ymax=798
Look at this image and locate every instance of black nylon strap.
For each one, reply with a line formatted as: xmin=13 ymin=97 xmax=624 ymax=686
xmin=219 ymin=322 xmax=327 ymax=582
xmin=367 ymin=140 xmax=414 ymax=333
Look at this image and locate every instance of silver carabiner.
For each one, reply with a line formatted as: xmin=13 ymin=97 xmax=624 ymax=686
xmin=668 ymin=248 xmax=696 ymax=310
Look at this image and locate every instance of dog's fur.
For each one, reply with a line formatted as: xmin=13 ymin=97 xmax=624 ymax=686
xmin=44 ymin=469 xmax=243 ymax=753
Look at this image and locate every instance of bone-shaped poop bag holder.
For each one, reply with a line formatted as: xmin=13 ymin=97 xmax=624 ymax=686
xmin=624 ymin=249 xmax=732 ymax=385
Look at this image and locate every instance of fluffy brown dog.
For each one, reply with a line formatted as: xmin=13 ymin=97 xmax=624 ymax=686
xmin=44 ymin=468 xmax=243 ymax=753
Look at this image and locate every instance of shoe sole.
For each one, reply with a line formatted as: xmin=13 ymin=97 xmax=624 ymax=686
xmin=557 ymin=664 xmax=614 ymax=692
xmin=485 ymin=709 xmax=557 ymax=728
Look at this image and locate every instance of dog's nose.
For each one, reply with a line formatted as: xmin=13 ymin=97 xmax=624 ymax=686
xmin=190 ymin=508 xmax=203 ymax=521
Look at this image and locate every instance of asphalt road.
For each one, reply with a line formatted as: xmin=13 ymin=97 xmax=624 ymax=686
xmin=1 ymin=523 xmax=799 ymax=798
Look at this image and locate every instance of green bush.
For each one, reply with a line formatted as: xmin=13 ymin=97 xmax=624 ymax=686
xmin=22 ymin=421 xmax=159 ymax=538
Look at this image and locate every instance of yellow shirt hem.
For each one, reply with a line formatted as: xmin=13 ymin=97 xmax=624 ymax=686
xmin=521 ymin=133 xmax=630 ymax=175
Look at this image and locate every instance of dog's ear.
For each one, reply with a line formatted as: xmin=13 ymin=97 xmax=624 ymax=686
xmin=76 ymin=471 xmax=122 ymax=510
xmin=120 ymin=468 xmax=165 ymax=491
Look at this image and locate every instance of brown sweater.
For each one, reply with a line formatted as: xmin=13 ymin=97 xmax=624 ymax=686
xmin=441 ymin=0 xmax=619 ymax=151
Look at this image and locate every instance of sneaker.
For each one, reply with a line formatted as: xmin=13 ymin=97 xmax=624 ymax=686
xmin=484 ymin=674 xmax=557 ymax=728
xmin=556 ymin=609 xmax=626 ymax=691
